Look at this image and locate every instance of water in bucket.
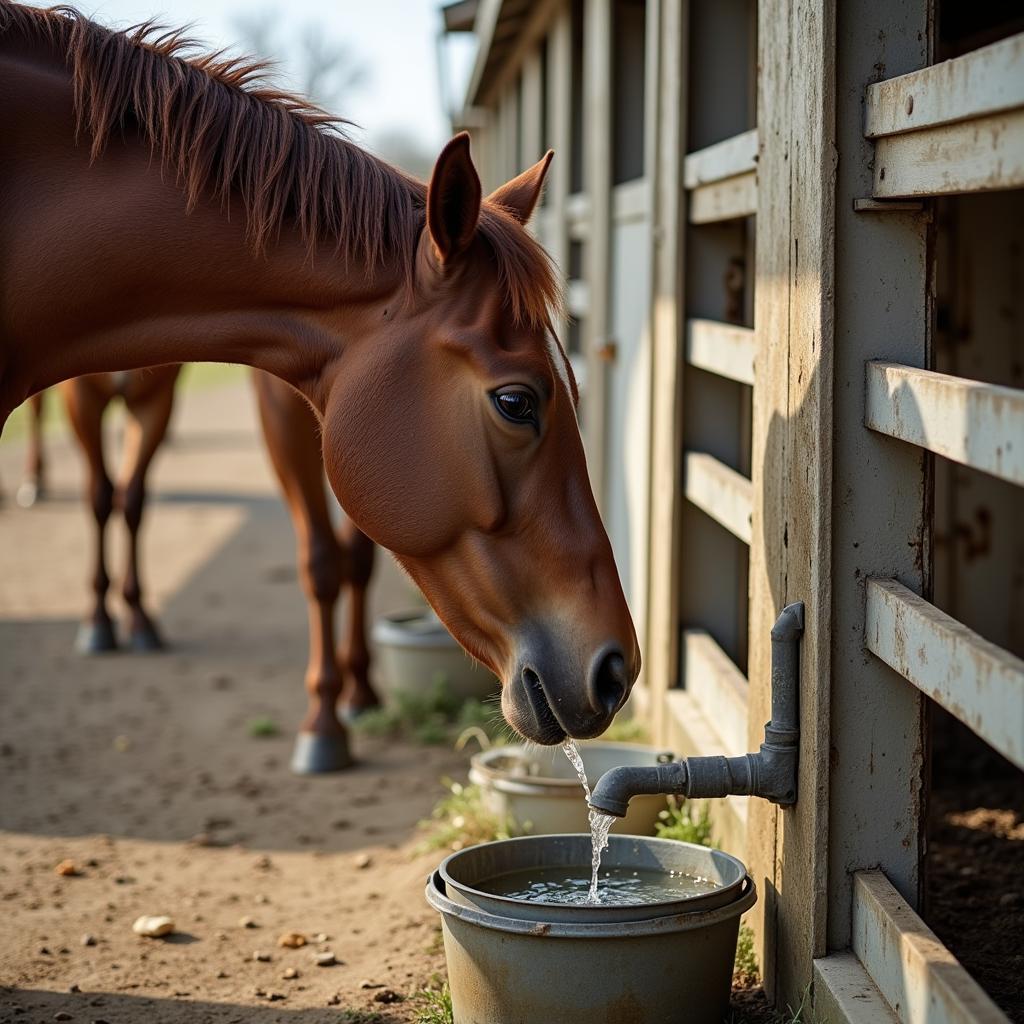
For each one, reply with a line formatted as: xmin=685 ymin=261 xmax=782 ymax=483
xmin=483 ymin=863 xmax=721 ymax=906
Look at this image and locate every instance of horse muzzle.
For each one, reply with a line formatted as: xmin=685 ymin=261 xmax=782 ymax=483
xmin=501 ymin=631 xmax=637 ymax=745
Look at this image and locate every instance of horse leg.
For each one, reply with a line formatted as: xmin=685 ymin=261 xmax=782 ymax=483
xmin=16 ymin=390 xmax=47 ymax=507
xmin=62 ymin=380 xmax=117 ymax=652
xmin=119 ymin=368 xmax=178 ymax=650
xmin=337 ymin=519 xmax=380 ymax=714
xmin=252 ymin=370 xmax=352 ymax=773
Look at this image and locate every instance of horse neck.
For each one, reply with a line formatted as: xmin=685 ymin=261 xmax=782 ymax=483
xmin=0 ymin=41 xmax=408 ymax=422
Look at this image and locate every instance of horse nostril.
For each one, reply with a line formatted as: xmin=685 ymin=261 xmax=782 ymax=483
xmin=590 ymin=649 xmax=628 ymax=716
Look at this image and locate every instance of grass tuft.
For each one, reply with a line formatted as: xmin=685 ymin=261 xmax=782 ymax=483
xmin=247 ymin=715 xmax=280 ymax=738
xmin=352 ymin=676 xmax=512 ymax=747
xmin=414 ymin=979 xmax=454 ymax=1024
xmin=654 ymin=797 xmax=715 ymax=847
xmin=596 ymin=716 xmax=651 ymax=744
xmin=733 ymin=924 xmax=759 ymax=984
xmin=417 ymin=778 xmax=513 ymax=853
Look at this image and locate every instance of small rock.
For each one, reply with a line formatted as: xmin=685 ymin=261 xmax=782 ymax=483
xmin=239 ymin=915 xmax=259 ymax=929
xmin=252 ymin=950 xmax=272 ymax=962
xmin=54 ymin=1014 xmax=73 ymax=1021
xmin=359 ymin=979 xmax=384 ymax=989
xmin=353 ymin=852 xmax=372 ymax=870
xmin=215 ymin=969 xmax=228 ymax=979
xmin=55 ymin=860 xmax=79 ymax=877
xmin=373 ymin=989 xmax=404 ymax=1004
xmin=255 ymin=893 xmax=271 ymax=905
xmin=253 ymin=855 xmax=273 ymax=871
xmin=68 ymin=983 xmax=81 ymax=993
xmin=277 ymin=931 xmax=307 ymax=948
xmin=282 ymin=967 xmax=299 ymax=980
xmin=313 ymin=932 xmax=329 ymax=944
xmin=314 ymin=951 xmax=337 ymax=967
xmin=132 ymin=915 xmax=174 ymax=938
xmin=81 ymin=934 xmax=97 ymax=947
xmin=998 ymin=892 xmax=1019 ymax=908
xmin=92 ymin=1019 xmax=111 ymax=1024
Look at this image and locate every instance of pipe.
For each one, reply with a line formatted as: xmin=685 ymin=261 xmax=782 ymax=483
xmin=589 ymin=602 xmax=804 ymax=818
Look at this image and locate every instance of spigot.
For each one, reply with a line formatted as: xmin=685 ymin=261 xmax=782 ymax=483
xmin=589 ymin=602 xmax=804 ymax=818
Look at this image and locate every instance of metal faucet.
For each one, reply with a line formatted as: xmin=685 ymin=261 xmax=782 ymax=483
xmin=589 ymin=602 xmax=804 ymax=818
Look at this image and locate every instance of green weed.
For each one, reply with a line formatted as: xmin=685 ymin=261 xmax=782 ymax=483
xmin=353 ymin=676 xmax=508 ymax=747
xmin=418 ymin=778 xmax=513 ymax=853
xmin=733 ymin=924 xmax=759 ymax=984
xmin=414 ymin=979 xmax=454 ymax=1024
xmin=247 ymin=715 xmax=279 ymax=738
xmin=596 ymin=716 xmax=651 ymax=744
xmin=654 ymin=797 xmax=715 ymax=847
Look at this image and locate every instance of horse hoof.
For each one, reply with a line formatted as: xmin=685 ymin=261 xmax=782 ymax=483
xmin=15 ymin=480 xmax=44 ymax=508
xmin=129 ymin=623 xmax=164 ymax=652
xmin=290 ymin=731 xmax=354 ymax=774
xmin=75 ymin=620 xmax=118 ymax=654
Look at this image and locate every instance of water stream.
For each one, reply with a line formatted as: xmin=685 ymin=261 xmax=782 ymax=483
xmin=562 ymin=739 xmax=616 ymax=903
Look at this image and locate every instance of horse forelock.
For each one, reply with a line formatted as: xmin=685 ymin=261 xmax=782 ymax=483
xmin=0 ymin=1 xmax=563 ymax=332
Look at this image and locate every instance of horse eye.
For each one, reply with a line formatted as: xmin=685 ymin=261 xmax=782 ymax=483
xmin=493 ymin=387 xmax=538 ymax=427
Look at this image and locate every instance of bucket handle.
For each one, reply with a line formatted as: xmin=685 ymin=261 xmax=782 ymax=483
xmin=426 ymin=872 xmax=756 ymax=939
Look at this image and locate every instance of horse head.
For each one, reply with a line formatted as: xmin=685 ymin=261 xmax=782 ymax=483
xmin=322 ymin=134 xmax=640 ymax=744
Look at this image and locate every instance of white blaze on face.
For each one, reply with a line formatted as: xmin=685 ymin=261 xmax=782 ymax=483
xmin=545 ymin=331 xmax=577 ymax=419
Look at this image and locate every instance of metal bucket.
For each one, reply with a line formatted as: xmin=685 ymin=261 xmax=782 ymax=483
xmin=426 ymin=835 xmax=756 ymax=1024
xmin=372 ymin=609 xmax=498 ymax=701
xmin=469 ymin=742 xmax=670 ymax=836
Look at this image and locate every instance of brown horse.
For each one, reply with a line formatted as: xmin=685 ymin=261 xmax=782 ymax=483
xmin=0 ymin=3 xmax=639 ymax=744
xmin=15 ymin=391 xmax=47 ymax=507
xmin=60 ymin=366 xmax=180 ymax=653
xmin=22 ymin=368 xmax=377 ymax=771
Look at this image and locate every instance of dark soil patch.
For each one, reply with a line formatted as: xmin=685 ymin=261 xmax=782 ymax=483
xmin=926 ymin=778 xmax=1024 ymax=1022
xmin=926 ymin=710 xmax=1024 ymax=1023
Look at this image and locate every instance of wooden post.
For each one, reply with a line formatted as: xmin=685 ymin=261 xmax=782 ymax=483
xmin=826 ymin=0 xmax=931 ymax=958
xmin=582 ymin=0 xmax=612 ymax=506
xmin=644 ymin=0 xmax=688 ymax=744
xmin=747 ymin=0 xmax=836 ymax=1005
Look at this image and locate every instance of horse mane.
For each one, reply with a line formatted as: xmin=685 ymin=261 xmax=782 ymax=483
xmin=0 ymin=1 xmax=561 ymax=329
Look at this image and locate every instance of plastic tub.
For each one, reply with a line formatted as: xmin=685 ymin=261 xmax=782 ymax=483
xmin=469 ymin=742 xmax=670 ymax=835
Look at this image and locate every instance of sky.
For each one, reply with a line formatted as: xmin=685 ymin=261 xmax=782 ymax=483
xmin=50 ymin=1 xmax=477 ymax=163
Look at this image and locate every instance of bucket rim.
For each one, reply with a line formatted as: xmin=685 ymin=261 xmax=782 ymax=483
xmin=426 ymin=869 xmax=756 ymax=938
xmin=438 ymin=834 xmax=748 ymax=919
xmin=469 ymin=742 xmax=673 ymax=794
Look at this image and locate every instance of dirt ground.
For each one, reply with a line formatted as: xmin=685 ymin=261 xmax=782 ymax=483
xmin=926 ymin=717 xmax=1024 ymax=1024
xmin=0 ymin=374 xmax=465 ymax=1023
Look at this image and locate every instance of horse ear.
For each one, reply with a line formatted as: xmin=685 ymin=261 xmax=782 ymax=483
xmin=486 ymin=150 xmax=554 ymax=225
xmin=427 ymin=132 xmax=482 ymax=263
